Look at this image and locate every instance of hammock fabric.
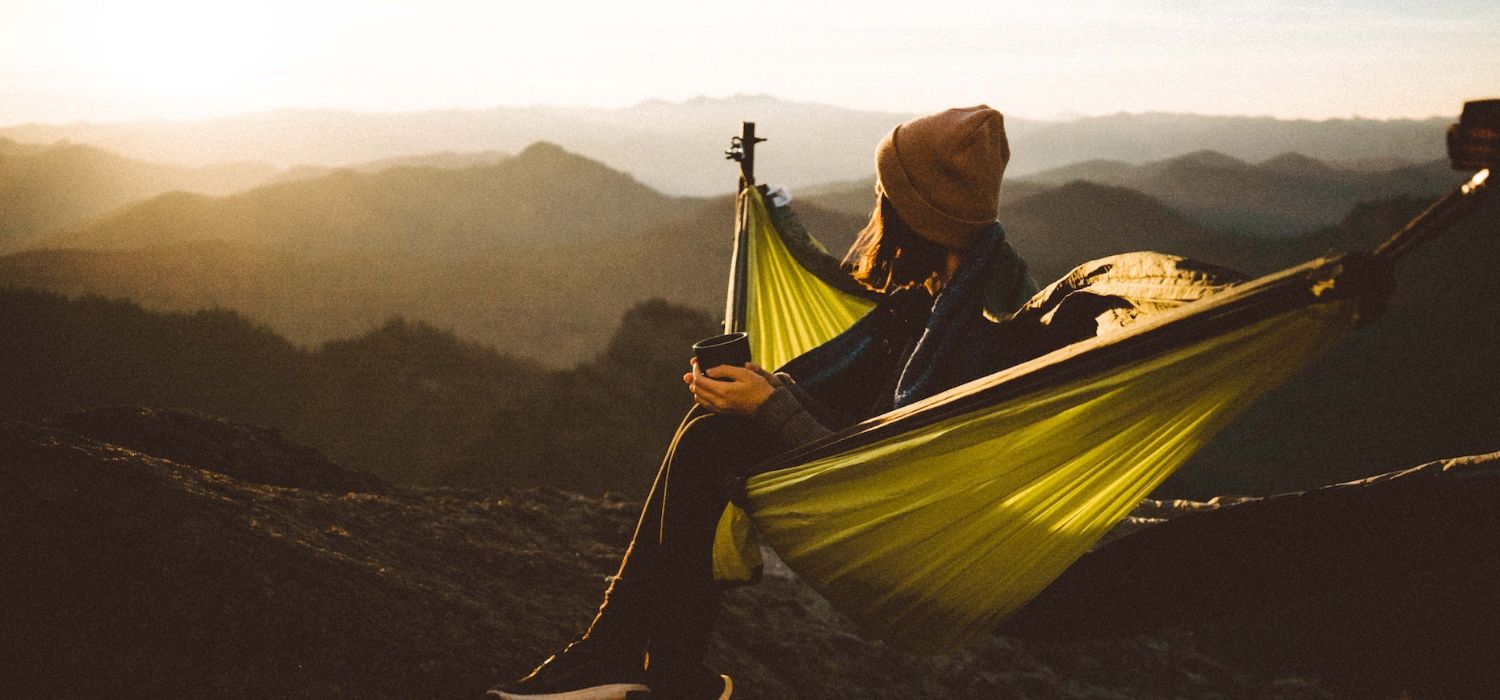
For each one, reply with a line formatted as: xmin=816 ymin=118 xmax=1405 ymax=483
xmin=711 ymin=187 xmax=1392 ymax=652
xmin=739 ymin=188 xmax=877 ymax=371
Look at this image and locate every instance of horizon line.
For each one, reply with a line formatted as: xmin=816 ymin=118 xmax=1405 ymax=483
xmin=0 ymin=93 xmax=1464 ymax=130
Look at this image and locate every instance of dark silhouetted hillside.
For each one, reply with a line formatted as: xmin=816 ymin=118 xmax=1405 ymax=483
xmin=297 ymin=317 xmax=550 ymax=484
xmin=0 ymin=137 xmax=275 ymax=252
xmin=1170 ymin=198 xmax=1500 ymax=495
xmin=440 ymin=299 xmax=716 ymax=495
xmin=50 ymin=406 xmax=388 ymax=494
xmin=0 ymin=289 xmax=310 ymax=427
xmin=1017 ymin=150 xmax=1459 ymax=235
xmin=1006 ymin=451 xmax=1500 ymax=699
xmin=0 ymin=412 xmax=1333 ymax=699
xmin=0 ymin=288 xmax=712 ymax=495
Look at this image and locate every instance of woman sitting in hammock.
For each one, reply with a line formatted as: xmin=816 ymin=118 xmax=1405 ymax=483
xmin=490 ymin=106 xmax=1037 ymax=700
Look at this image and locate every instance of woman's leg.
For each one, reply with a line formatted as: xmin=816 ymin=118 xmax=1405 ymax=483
xmin=491 ymin=406 xmax=783 ymax=698
xmin=646 ymin=408 xmax=781 ymax=660
xmin=591 ymin=406 xmax=782 ymax=654
xmin=571 ymin=407 xmax=704 ymax=649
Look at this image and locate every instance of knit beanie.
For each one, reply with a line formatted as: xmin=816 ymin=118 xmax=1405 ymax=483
xmin=875 ymin=105 xmax=1009 ymax=250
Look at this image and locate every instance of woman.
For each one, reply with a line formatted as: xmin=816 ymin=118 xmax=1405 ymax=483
xmin=490 ymin=106 xmax=1035 ymax=700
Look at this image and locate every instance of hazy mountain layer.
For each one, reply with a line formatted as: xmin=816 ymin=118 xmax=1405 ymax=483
xmin=48 ymin=141 xmax=696 ymax=254
xmin=0 ymin=137 xmax=276 ymax=252
xmin=1017 ymin=150 xmax=1460 ymax=235
xmin=265 ymin=149 xmax=512 ymax=186
xmin=0 ymin=96 xmax=1452 ymax=196
xmin=1001 ymin=181 xmax=1225 ymax=282
xmin=1010 ymin=111 xmax=1449 ymax=181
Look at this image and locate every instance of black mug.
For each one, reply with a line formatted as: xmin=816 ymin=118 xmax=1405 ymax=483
xmin=693 ymin=332 xmax=751 ymax=380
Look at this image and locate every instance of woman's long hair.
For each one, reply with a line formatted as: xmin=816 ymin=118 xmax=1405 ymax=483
xmin=843 ymin=195 xmax=948 ymax=294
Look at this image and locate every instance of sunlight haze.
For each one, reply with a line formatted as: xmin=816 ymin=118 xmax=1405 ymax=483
xmin=2 ymin=0 xmax=1496 ymax=125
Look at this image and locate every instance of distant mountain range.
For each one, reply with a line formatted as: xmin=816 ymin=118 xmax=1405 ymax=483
xmin=1016 ymin=150 xmax=1460 ymax=236
xmin=0 ymin=137 xmax=275 ymax=252
xmin=1 ymin=141 xmax=1472 ymax=364
xmin=0 ymin=95 xmax=1455 ymax=196
xmin=1 ymin=142 xmax=1250 ymax=362
xmin=265 ymin=149 xmax=512 ymax=186
xmin=1007 ymin=111 xmax=1449 ymax=182
xmin=46 ymin=142 xmax=696 ymax=254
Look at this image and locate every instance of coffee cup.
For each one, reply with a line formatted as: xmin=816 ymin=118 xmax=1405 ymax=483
xmin=692 ymin=332 xmax=751 ymax=380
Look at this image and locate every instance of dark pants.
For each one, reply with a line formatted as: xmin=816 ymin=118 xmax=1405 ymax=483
xmin=581 ymin=406 xmax=785 ymax=667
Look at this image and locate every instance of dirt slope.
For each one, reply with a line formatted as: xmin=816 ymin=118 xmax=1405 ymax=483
xmin=0 ymin=409 xmax=1329 ymax=699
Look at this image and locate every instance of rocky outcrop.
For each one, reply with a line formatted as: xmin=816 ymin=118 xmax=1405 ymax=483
xmin=2 ymin=410 xmax=1334 ymax=699
xmin=48 ymin=407 xmax=389 ymax=494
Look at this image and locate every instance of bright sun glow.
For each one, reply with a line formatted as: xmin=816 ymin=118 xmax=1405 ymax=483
xmin=2 ymin=0 xmax=1497 ymax=124
xmin=56 ymin=0 xmax=348 ymax=118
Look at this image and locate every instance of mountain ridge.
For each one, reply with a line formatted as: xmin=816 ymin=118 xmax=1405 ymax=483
xmin=0 ymin=136 xmax=277 ymax=252
xmin=46 ymin=140 xmax=697 ymax=254
xmin=1016 ymin=149 xmax=1458 ymax=236
xmin=0 ymin=96 xmax=1453 ymax=196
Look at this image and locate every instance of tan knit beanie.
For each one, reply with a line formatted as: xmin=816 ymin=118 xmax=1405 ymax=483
xmin=875 ymin=105 xmax=1010 ymax=250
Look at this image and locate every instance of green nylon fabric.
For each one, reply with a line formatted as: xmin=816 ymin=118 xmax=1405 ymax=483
xmin=717 ymin=185 xmax=1363 ymax=651
xmin=742 ymin=187 xmax=876 ymax=371
xmin=737 ymin=298 xmax=1357 ymax=652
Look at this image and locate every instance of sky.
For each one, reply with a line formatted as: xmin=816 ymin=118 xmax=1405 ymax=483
xmin=1 ymin=0 xmax=1496 ymax=125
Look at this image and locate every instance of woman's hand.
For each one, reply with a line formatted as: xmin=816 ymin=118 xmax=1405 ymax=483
xmin=681 ymin=359 xmax=777 ymax=414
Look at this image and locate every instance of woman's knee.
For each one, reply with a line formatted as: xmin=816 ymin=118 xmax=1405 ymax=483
xmin=667 ymin=412 xmax=779 ymax=483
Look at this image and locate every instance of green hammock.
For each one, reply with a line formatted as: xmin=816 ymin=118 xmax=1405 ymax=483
xmin=710 ymin=171 xmax=1489 ymax=653
xmin=738 ymin=188 xmax=877 ymax=370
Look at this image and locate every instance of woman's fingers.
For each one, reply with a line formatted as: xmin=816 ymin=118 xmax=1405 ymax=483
xmin=690 ymin=370 xmax=742 ymax=414
xmin=746 ymin=363 xmax=781 ymax=386
xmin=693 ymin=365 xmax=773 ymax=415
xmin=706 ymin=364 xmax=754 ymax=382
xmin=692 ymin=381 xmax=724 ymax=410
xmin=693 ymin=373 xmax=727 ymax=398
xmin=686 ymin=363 xmax=774 ymax=414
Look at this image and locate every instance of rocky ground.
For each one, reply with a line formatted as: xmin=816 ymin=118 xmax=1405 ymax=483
xmin=0 ymin=407 xmax=1374 ymax=698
